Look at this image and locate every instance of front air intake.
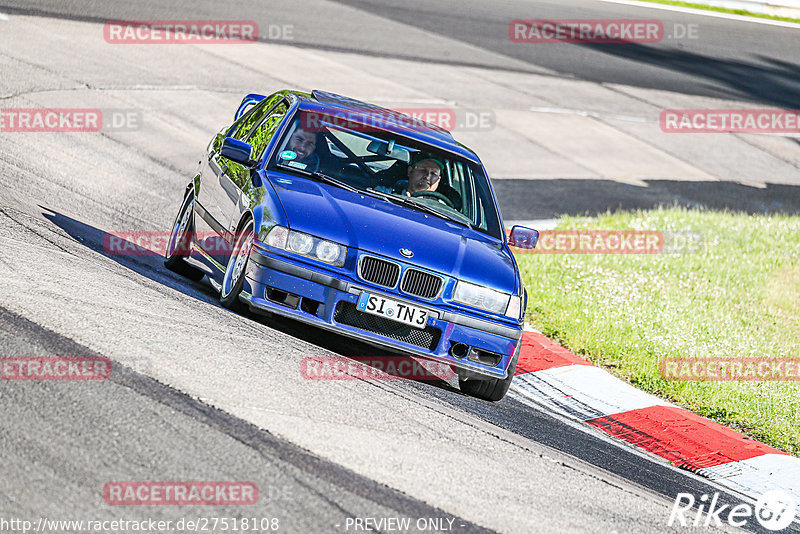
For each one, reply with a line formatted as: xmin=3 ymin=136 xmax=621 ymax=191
xmin=358 ymin=255 xmax=400 ymax=288
xmin=401 ymin=269 xmax=443 ymax=300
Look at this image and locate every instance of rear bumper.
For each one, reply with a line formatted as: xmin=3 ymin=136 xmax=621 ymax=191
xmin=243 ymin=249 xmax=522 ymax=379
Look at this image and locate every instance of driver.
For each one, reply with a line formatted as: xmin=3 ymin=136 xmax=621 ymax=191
xmin=374 ymin=155 xmax=444 ymax=195
xmin=405 ymin=157 xmax=443 ymax=195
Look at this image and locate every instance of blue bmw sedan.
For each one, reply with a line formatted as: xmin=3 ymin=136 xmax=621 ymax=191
xmin=165 ymin=89 xmax=538 ymax=401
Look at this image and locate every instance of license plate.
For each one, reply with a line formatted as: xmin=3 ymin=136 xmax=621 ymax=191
xmin=356 ymin=292 xmax=429 ymax=328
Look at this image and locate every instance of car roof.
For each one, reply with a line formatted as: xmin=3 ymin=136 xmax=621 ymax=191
xmin=289 ymin=89 xmax=481 ymax=164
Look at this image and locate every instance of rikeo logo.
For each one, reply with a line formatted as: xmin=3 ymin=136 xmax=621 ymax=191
xmin=668 ymin=490 xmax=796 ymax=530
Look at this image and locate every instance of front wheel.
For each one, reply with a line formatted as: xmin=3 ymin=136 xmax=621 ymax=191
xmin=220 ymin=220 xmax=254 ymax=310
xmin=458 ymin=343 xmax=520 ymax=402
xmin=164 ymin=190 xmax=205 ymax=281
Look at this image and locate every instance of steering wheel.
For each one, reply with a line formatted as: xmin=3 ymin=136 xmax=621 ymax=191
xmin=409 ymin=190 xmax=455 ymax=209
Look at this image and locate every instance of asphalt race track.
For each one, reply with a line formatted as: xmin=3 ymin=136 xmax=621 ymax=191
xmin=1 ymin=1 xmax=799 ymax=533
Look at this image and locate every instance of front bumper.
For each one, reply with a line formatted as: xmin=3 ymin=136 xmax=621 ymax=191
xmin=243 ymin=248 xmax=522 ymax=379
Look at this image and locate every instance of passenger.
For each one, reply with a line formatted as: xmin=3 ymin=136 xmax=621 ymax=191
xmin=284 ymin=128 xmax=320 ymax=172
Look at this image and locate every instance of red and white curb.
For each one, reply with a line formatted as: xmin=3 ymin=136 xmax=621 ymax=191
xmin=509 ymin=329 xmax=800 ymax=505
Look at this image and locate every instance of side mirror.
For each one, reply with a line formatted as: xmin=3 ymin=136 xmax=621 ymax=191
xmin=508 ymin=226 xmax=539 ymax=249
xmin=220 ymin=137 xmax=257 ymax=168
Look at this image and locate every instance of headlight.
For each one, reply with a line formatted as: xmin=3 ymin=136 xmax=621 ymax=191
xmin=265 ymin=226 xmax=288 ymax=248
xmin=505 ymin=295 xmax=522 ymax=320
xmin=316 ymin=240 xmax=343 ymax=263
xmin=452 ymin=280 xmax=509 ymax=315
xmin=287 ymin=232 xmax=314 ymax=255
xmin=264 ymin=226 xmax=346 ymax=267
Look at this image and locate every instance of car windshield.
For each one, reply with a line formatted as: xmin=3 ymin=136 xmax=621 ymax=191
xmin=266 ymin=110 xmax=503 ymax=239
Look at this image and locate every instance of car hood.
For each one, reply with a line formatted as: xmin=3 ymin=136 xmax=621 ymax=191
xmin=267 ymin=172 xmax=517 ymax=293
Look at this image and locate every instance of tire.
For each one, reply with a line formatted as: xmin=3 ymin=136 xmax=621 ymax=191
xmin=458 ymin=342 xmax=520 ymax=402
xmin=164 ymin=190 xmax=205 ymax=282
xmin=220 ymin=219 xmax=254 ymax=310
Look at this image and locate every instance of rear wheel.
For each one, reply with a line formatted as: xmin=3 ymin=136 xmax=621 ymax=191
xmin=220 ymin=220 xmax=254 ymax=310
xmin=459 ymin=343 xmax=520 ymax=402
xmin=164 ymin=190 xmax=205 ymax=281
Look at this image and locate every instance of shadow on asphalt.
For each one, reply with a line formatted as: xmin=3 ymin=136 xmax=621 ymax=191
xmin=9 ymin=0 xmax=800 ymax=109
xmin=575 ymin=42 xmax=800 ymax=109
xmin=39 ymin=207 xmax=462 ymax=393
xmin=336 ymin=0 xmax=800 ymax=109
xmin=493 ymin=178 xmax=800 ymax=220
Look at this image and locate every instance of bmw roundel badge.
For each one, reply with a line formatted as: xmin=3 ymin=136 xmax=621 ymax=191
xmin=400 ymin=248 xmax=414 ymax=258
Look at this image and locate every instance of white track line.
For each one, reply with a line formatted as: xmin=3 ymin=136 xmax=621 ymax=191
xmin=513 ymin=365 xmax=675 ymax=420
xmin=598 ymin=0 xmax=800 ymax=29
xmin=701 ymin=454 xmax=800 ymax=504
xmin=529 ymin=106 xmax=650 ymax=123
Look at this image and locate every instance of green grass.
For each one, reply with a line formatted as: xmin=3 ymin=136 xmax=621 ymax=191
xmin=516 ymin=207 xmax=800 ymax=455
xmin=637 ymin=0 xmax=800 ymax=24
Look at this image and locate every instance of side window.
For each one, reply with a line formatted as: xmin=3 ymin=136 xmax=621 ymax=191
xmin=463 ymin=166 xmax=487 ymax=231
xmin=474 ymin=191 xmax=487 ymax=230
xmin=451 ymin=162 xmax=472 ymax=217
xmin=230 ymin=93 xmax=283 ymax=141
xmin=469 ymin=167 xmax=501 ymax=236
xmin=448 ymin=162 xmax=466 ymax=202
xmin=221 ymin=96 xmax=286 ymax=192
xmin=247 ymin=100 xmax=289 ymax=161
